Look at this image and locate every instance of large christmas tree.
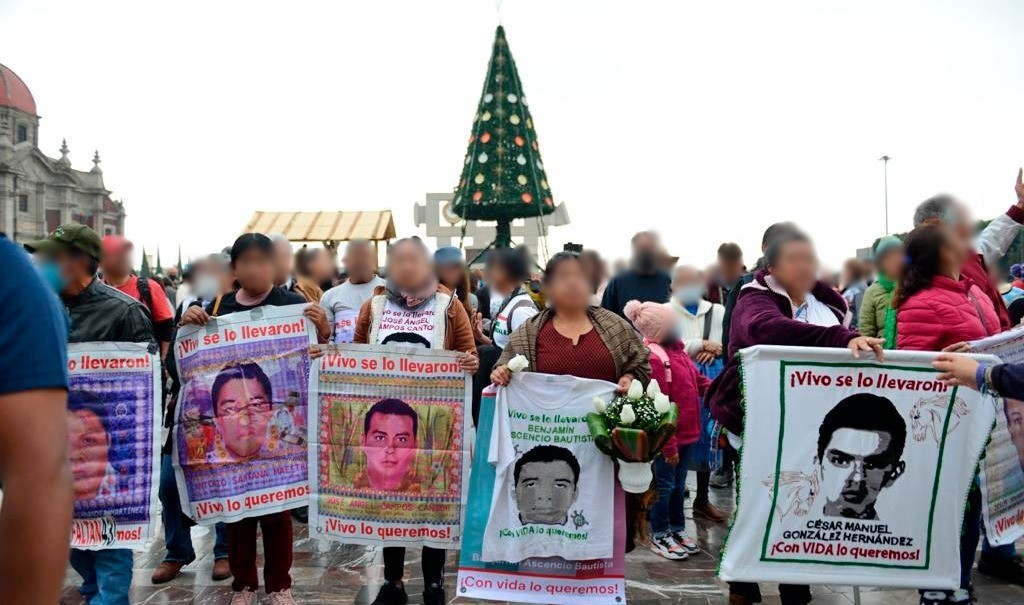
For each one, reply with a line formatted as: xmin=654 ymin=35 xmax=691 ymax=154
xmin=451 ymin=25 xmax=554 ymax=248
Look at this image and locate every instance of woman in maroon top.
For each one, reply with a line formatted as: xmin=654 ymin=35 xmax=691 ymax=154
xmin=492 ymin=253 xmax=651 ymax=552
xmin=492 ymin=252 xmax=650 ymax=389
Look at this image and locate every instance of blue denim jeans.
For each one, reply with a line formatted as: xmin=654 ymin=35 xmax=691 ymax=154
xmin=649 ymin=446 xmax=689 ymax=537
xmin=159 ymin=453 xmax=228 ymax=562
xmin=69 ymin=548 xmax=133 ymax=605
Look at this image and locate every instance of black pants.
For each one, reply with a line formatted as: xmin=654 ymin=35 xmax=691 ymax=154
xmin=729 ymin=582 xmax=811 ymax=605
xmin=383 ymin=546 xmax=445 ymax=586
xmin=694 ymin=470 xmax=710 ymax=504
xmin=721 ymin=444 xmax=739 ymax=476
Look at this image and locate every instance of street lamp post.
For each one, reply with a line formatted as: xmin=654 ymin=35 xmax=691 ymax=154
xmin=879 ymin=155 xmax=891 ymax=234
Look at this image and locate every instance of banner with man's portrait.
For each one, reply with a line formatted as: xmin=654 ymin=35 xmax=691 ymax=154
xmin=172 ymin=304 xmax=316 ymax=524
xmin=457 ymin=386 xmax=626 ymax=605
xmin=308 ymin=344 xmax=471 ymax=549
xmin=720 ymin=346 xmax=997 ymax=589
xmin=971 ymin=327 xmax=1024 ymax=546
xmin=67 ymin=342 xmax=161 ymax=550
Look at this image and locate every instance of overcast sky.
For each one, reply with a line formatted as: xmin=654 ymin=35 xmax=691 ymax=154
xmin=2 ymin=0 xmax=1023 ymax=270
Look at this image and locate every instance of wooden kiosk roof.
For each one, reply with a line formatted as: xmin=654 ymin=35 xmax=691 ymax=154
xmin=243 ymin=211 xmax=396 ymax=243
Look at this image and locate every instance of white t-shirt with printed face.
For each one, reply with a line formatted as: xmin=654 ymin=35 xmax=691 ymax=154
xmin=482 ymin=372 xmax=616 ymax=563
xmin=321 ymin=276 xmax=386 ymax=343
xmin=489 ymin=292 xmax=538 ymax=349
xmin=375 ymin=298 xmax=437 ymax=349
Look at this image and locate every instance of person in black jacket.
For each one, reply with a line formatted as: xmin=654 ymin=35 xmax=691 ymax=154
xmin=601 ymin=231 xmax=671 ymax=317
xmin=26 ymin=223 xmax=153 ymax=605
xmin=712 ymin=222 xmax=800 ymax=492
xmin=157 ymin=255 xmax=233 ymax=585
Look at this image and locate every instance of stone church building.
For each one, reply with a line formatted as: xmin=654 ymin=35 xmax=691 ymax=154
xmin=0 ymin=62 xmax=124 ymax=241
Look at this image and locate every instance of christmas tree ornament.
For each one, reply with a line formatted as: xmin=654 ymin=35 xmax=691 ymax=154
xmin=450 ymin=25 xmax=555 ymax=249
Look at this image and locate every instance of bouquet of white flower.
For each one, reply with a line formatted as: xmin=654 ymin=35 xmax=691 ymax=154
xmin=586 ymin=378 xmax=678 ymax=493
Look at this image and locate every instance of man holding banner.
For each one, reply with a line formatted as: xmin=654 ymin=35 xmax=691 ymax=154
xmin=349 ymin=236 xmax=478 ymax=605
xmin=26 ymin=223 xmax=156 ymax=605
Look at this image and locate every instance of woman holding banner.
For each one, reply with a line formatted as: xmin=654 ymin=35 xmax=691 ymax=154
xmin=894 ymin=224 xmax=1000 ymax=605
xmin=180 ymin=233 xmax=330 ymax=605
xmin=352 ymin=236 xmax=478 ymax=605
xmin=706 ymin=229 xmax=883 ymax=605
xmin=490 ymin=251 xmax=651 ymax=550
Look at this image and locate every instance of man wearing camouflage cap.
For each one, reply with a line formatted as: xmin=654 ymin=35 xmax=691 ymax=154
xmin=26 ymin=223 xmax=153 ymax=343
xmin=26 ymin=223 xmax=153 ymax=604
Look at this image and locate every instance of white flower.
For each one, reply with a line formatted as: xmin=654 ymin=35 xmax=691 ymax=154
xmin=507 ymin=354 xmax=529 ymax=373
xmin=627 ymin=379 xmax=643 ymax=400
xmin=593 ymin=397 xmax=607 ymax=414
xmin=646 ymin=380 xmax=662 ymax=397
xmin=654 ymin=393 xmax=672 ymax=414
xmin=620 ymin=404 xmax=636 ymax=425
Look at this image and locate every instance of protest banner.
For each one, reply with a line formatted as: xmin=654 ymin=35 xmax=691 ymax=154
xmin=971 ymin=327 xmax=1024 ymax=546
xmin=308 ymin=344 xmax=471 ymax=548
xmin=483 ymin=373 xmax=616 ymax=562
xmin=173 ymin=304 xmax=315 ymax=523
xmin=719 ymin=346 xmax=997 ymax=589
xmin=457 ymin=385 xmax=626 ymax=605
xmin=67 ymin=342 xmax=161 ymax=550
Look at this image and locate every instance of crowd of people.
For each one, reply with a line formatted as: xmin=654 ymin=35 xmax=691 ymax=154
xmin=4 ymin=170 xmax=1024 ymax=605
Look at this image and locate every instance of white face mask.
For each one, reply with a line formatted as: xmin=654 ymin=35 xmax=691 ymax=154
xmin=673 ymin=284 xmax=705 ymax=305
xmin=193 ymin=274 xmax=221 ymax=301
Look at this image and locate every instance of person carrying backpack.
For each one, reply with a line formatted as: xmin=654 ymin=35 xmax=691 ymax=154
xmin=471 ymin=248 xmax=538 ymax=424
xmin=100 ymin=235 xmax=175 ymax=359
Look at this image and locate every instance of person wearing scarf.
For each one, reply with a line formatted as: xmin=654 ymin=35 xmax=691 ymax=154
xmin=352 ymin=237 xmax=478 ymax=605
xmin=859 ymin=235 xmax=904 ymax=348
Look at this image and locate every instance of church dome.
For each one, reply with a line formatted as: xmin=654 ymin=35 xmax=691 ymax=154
xmin=0 ymin=63 xmax=37 ymax=116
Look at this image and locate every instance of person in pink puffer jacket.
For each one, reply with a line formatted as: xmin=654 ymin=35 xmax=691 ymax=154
xmin=895 ymin=224 xmax=999 ymax=605
xmin=896 ymin=225 xmax=999 ymax=353
xmin=623 ymin=300 xmax=710 ymax=561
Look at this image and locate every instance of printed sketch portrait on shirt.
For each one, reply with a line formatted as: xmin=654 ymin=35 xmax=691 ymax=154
xmin=512 ymin=445 xmax=581 ymax=526
xmin=380 ymin=332 xmax=433 ymax=349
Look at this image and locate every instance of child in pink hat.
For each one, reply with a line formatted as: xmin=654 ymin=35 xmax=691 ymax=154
xmin=623 ymin=300 xmax=710 ymax=561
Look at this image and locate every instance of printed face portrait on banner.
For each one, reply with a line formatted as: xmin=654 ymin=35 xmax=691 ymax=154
xmin=722 ymin=348 xmax=998 ymax=587
xmin=815 ymin=394 xmax=907 ymax=520
xmin=212 ymin=363 xmax=275 ymax=460
xmin=361 ymin=398 xmax=419 ymax=490
xmin=67 ymin=390 xmax=115 ymax=502
xmin=1005 ymin=399 xmax=1024 ymax=468
xmin=513 ymin=445 xmax=581 ymax=526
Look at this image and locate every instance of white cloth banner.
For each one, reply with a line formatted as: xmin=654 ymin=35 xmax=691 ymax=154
xmin=482 ymin=373 xmax=616 ymax=563
xmin=971 ymin=326 xmax=1024 ymax=546
xmin=720 ymin=346 xmax=997 ymax=589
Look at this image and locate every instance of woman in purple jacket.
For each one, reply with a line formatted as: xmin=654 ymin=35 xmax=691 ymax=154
xmin=706 ymin=230 xmax=883 ymax=605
